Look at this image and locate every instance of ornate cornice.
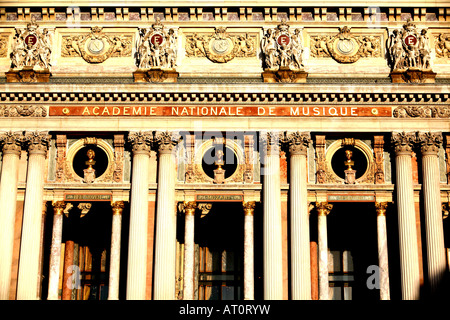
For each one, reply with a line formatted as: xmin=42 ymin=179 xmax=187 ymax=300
xmin=417 ymin=131 xmax=442 ymax=155
xmin=24 ymin=130 xmax=51 ymax=155
xmin=128 ymin=131 xmax=153 ymax=154
xmin=284 ymin=131 xmax=310 ymax=156
xmin=391 ymin=131 xmax=416 ymax=155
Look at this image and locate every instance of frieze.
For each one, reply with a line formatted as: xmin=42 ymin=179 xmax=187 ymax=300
xmin=185 ymin=27 xmax=257 ymax=63
xmin=61 ymin=27 xmax=132 ymax=63
xmin=0 ymin=105 xmax=47 ymax=117
xmin=393 ymin=105 xmax=450 ymax=118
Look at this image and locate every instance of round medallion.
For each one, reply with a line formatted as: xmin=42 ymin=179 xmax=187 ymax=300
xmin=336 ymin=39 xmax=355 ymax=55
xmin=404 ymin=35 xmax=418 ymax=46
xmin=212 ymin=39 xmax=230 ymax=54
xmin=150 ymin=33 xmax=164 ymax=46
xmin=24 ymin=34 xmax=38 ymax=46
xmin=277 ymin=34 xmax=291 ymax=46
xmin=87 ymin=39 xmax=105 ymax=54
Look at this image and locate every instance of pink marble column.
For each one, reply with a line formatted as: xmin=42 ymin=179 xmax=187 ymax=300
xmin=108 ymin=201 xmax=124 ymax=300
xmin=375 ymin=202 xmax=391 ymax=300
xmin=47 ymin=201 xmax=66 ymax=300
xmin=0 ymin=132 xmax=23 ymax=300
xmin=182 ymin=201 xmax=197 ymax=300
xmin=316 ymin=202 xmax=333 ymax=300
xmin=243 ymin=201 xmax=255 ymax=300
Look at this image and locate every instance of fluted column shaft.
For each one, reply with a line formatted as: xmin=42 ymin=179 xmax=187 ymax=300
xmin=375 ymin=202 xmax=391 ymax=300
xmin=47 ymin=202 xmax=66 ymax=300
xmin=243 ymin=201 xmax=255 ymax=300
xmin=286 ymin=132 xmax=311 ymax=300
xmin=17 ymin=131 xmax=50 ymax=300
xmin=0 ymin=133 xmax=22 ymax=300
xmin=392 ymin=132 xmax=420 ymax=300
xmin=182 ymin=201 xmax=196 ymax=300
xmin=108 ymin=201 xmax=124 ymax=300
xmin=261 ymin=132 xmax=283 ymax=300
xmin=126 ymin=131 xmax=152 ymax=300
xmin=153 ymin=131 xmax=180 ymax=300
xmin=418 ymin=132 xmax=447 ymax=292
xmin=316 ymin=202 xmax=332 ymax=300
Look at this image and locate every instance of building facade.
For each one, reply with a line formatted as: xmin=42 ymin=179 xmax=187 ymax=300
xmin=0 ymin=1 xmax=449 ymax=301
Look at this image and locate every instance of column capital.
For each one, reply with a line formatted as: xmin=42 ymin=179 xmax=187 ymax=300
xmin=391 ymin=131 xmax=416 ymax=155
xmin=180 ymin=201 xmax=197 ymax=216
xmin=375 ymin=202 xmax=389 ymax=216
xmin=154 ymin=131 xmax=181 ymax=155
xmin=260 ymin=131 xmax=283 ymax=155
xmin=316 ymin=202 xmax=333 ymax=216
xmin=111 ymin=201 xmax=125 ymax=215
xmin=128 ymin=131 xmax=153 ymax=155
xmin=417 ymin=131 xmax=442 ymax=156
xmin=243 ymin=201 xmax=256 ymax=216
xmin=24 ymin=131 xmax=51 ymax=156
xmin=285 ymin=131 xmax=311 ymax=156
xmin=0 ymin=131 xmax=23 ymax=155
xmin=52 ymin=201 xmax=65 ymax=215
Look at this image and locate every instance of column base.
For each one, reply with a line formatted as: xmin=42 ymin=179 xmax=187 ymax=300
xmin=262 ymin=67 xmax=308 ymax=83
xmin=133 ymin=68 xmax=179 ymax=83
xmin=390 ymin=69 xmax=436 ymax=84
xmin=6 ymin=67 xmax=51 ymax=83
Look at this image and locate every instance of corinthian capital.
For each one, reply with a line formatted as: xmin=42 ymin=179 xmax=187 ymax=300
xmin=24 ymin=131 xmax=51 ymax=155
xmin=417 ymin=131 xmax=442 ymax=155
xmin=285 ymin=131 xmax=311 ymax=155
xmin=0 ymin=131 xmax=24 ymax=155
xmin=316 ymin=202 xmax=333 ymax=216
xmin=128 ymin=131 xmax=153 ymax=154
xmin=391 ymin=131 xmax=416 ymax=155
xmin=154 ymin=131 xmax=181 ymax=154
xmin=260 ymin=131 xmax=283 ymax=155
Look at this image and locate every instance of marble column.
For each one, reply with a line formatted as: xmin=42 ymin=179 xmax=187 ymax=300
xmin=261 ymin=131 xmax=283 ymax=300
xmin=286 ymin=131 xmax=311 ymax=300
xmin=47 ymin=201 xmax=66 ymax=300
xmin=316 ymin=202 xmax=332 ymax=300
xmin=108 ymin=201 xmax=124 ymax=300
xmin=375 ymin=202 xmax=391 ymax=300
xmin=243 ymin=201 xmax=255 ymax=300
xmin=17 ymin=131 xmax=51 ymax=300
xmin=0 ymin=132 xmax=23 ymax=300
xmin=391 ymin=132 xmax=421 ymax=300
xmin=182 ymin=201 xmax=196 ymax=300
xmin=418 ymin=132 xmax=447 ymax=293
xmin=153 ymin=131 xmax=181 ymax=300
xmin=126 ymin=131 xmax=152 ymax=300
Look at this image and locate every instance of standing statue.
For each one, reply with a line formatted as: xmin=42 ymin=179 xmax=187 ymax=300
xmin=10 ymin=18 xmax=51 ymax=70
xmin=387 ymin=19 xmax=431 ymax=71
xmin=261 ymin=19 xmax=304 ymax=70
xmin=135 ymin=18 xmax=177 ymax=69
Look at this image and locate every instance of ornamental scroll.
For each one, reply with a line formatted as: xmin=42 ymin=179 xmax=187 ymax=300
xmin=185 ymin=27 xmax=257 ymax=63
xmin=61 ymin=27 xmax=132 ymax=63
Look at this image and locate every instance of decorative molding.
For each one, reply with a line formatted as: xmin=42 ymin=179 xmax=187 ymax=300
xmin=113 ymin=134 xmax=125 ymax=183
xmin=61 ymin=26 xmax=132 ymax=63
xmin=55 ymin=134 xmax=67 ymax=183
xmin=186 ymin=27 xmax=256 ymax=63
xmin=243 ymin=135 xmax=254 ymax=183
xmin=310 ymin=26 xmax=382 ymax=63
xmin=0 ymin=35 xmax=8 ymax=57
xmin=315 ymin=135 xmax=327 ymax=184
xmin=373 ymin=135 xmax=386 ymax=184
